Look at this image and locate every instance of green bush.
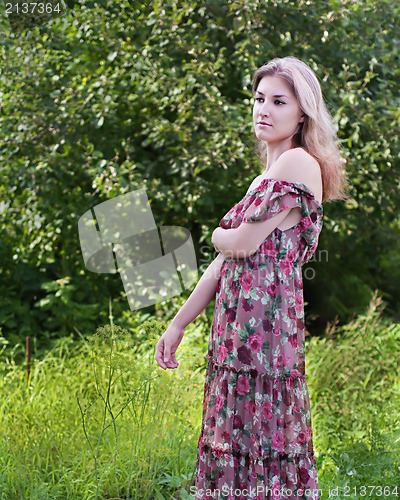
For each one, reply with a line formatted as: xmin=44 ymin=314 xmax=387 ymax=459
xmin=1 ymin=0 xmax=400 ymax=344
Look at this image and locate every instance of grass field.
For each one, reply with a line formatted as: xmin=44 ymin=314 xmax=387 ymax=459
xmin=0 ymin=294 xmax=399 ymax=499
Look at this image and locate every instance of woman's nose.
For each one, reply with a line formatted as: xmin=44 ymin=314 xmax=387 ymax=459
xmin=260 ymin=102 xmax=271 ymax=117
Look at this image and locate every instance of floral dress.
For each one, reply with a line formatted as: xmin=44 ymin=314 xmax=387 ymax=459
xmin=194 ymin=178 xmax=323 ymax=500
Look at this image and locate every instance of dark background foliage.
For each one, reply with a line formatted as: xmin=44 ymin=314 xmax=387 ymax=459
xmin=1 ymin=0 xmax=399 ymax=346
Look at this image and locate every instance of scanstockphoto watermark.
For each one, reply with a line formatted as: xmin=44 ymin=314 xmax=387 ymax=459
xmin=303 ymin=249 xmax=328 ymax=280
xmin=78 ymin=188 xmax=328 ymax=311
xmin=199 ymin=245 xmax=328 ymax=281
xmin=78 ymin=189 xmax=199 ymax=312
xmin=191 ymin=485 xmax=320 ymax=499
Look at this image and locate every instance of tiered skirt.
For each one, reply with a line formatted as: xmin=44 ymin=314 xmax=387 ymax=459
xmin=194 ymin=358 xmax=321 ymax=500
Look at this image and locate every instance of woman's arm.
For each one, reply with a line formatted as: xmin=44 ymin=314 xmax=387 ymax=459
xmin=211 ymin=209 xmax=291 ymax=259
xmin=155 ymin=252 xmax=225 ymax=369
xmin=170 ymin=251 xmax=225 ymax=329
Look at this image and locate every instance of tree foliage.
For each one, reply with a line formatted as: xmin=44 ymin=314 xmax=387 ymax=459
xmin=1 ymin=0 xmax=399 ymax=344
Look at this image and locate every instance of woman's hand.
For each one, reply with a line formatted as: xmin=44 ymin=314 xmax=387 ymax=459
xmin=155 ymin=322 xmax=185 ymax=370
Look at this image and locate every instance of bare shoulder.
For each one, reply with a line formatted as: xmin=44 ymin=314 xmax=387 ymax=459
xmin=272 ymin=147 xmax=320 ymax=177
xmin=269 ymin=148 xmax=322 ymax=201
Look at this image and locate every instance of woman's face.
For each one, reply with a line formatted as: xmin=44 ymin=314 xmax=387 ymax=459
xmin=253 ymin=75 xmax=304 ymax=145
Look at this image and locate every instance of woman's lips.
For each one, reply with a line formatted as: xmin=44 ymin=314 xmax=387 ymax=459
xmin=258 ymin=122 xmax=272 ymax=126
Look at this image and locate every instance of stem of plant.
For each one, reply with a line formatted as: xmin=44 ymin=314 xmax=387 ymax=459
xmin=26 ymin=336 xmax=31 ymax=384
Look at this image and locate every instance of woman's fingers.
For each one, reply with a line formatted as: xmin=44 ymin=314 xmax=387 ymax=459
xmin=155 ymin=339 xmax=167 ymax=369
xmin=155 ymin=337 xmax=179 ymax=370
xmin=168 ymin=351 xmax=179 ymax=368
xmin=155 ymin=325 xmax=184 ymax=370
xmin=163 ymin=343 xmax=179 ymax=369
xmin=163 ymin=341 xmax=171 ymax=363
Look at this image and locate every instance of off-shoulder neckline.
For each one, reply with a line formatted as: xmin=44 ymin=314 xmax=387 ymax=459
xmin=246 ymin=177 xmax=323 ymax=207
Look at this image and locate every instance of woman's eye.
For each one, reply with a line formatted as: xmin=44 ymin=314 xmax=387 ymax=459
xmin=255 ymin=97 xmax=264 ymax=102
xmin=274 ymin=99 xmax=285 ymax=105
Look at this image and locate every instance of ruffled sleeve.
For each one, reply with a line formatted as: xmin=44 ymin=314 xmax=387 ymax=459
xmin=219 ymin=178 xmax=323 ymax=261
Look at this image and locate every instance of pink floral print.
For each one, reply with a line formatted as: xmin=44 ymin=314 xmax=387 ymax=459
xmin=194 ymin=179 xmax=323 ymax=499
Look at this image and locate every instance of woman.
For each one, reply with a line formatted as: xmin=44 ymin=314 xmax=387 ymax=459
xmin=155 ymin=57 xmax=346 ymax=499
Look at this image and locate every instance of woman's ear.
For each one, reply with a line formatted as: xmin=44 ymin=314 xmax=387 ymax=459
xmin=299 ymin=114 xmax=305 ymax=123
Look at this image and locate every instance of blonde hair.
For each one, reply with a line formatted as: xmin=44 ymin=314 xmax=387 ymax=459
xmin=252 ymin=56 xmax=348 ymax=202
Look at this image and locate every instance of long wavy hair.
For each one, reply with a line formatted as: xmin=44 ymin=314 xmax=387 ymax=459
xmin=252 ymin=56 xmax=347 ymax=202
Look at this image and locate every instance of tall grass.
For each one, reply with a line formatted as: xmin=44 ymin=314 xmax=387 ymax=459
xmin=0 ymin=292 xmax=399 ymax=499
xmin=306 ymin=291 xmax=400 ymax=499
xmin=0 ymin=318 xmax=206 ymax=499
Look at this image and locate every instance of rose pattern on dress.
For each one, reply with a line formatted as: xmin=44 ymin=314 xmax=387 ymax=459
xmin=195 ymin=179 xmax=323 ymax=499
